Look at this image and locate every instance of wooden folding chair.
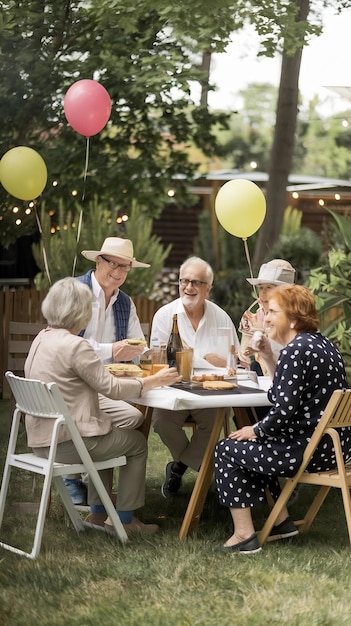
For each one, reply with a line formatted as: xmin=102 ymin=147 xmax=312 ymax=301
xmin=258 ymin=388 xmax=351 ymax=546
xmin=0 ymin=371 xmax=128 ymax=559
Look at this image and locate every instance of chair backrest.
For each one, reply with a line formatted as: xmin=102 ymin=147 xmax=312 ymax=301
xmin=299 ymin=388 xmax=351 ymax=468
xmin=6 ymin=370 xmax=63 ymax=419
xmin=5 ymin=371 xmax=98 ymax=473
xmin=7 ymin=321 xmax=46 ymax=376
xmin=325 ymin=388 xmax=351 ymax=429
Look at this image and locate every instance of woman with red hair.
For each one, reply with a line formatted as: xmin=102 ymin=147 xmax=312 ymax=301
xmin=215 ymin=285 xmax=351 ymax=553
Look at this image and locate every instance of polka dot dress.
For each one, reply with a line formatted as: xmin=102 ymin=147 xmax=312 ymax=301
xmin=215 ymin=332 xmax=351 ymax=508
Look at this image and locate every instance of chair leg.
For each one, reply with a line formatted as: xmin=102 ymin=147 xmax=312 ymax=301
xmin=296 ymin=485 xmax=330 ymax=533
xmin=0 ymin=463 xmax=12 ymax=528
xmin=340 ymin=482 xmax=351 ymax=544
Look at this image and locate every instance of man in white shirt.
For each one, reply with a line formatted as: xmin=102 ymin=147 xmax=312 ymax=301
xmin=65 ymin=237 xmax=150 ymax=505
xmin=150 ymin=256 xmax=241 ymax=498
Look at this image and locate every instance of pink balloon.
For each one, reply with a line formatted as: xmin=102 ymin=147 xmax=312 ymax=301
xmin=64 ymin=80 xmax=112 ymax=137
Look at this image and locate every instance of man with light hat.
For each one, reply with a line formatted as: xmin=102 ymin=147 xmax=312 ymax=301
xmin=64 ymin=237 xmax=150 ymax=507
xmin=239 ymin=259 xmax=296 ymax=374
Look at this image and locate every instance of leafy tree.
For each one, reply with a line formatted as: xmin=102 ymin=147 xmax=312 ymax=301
xmin=253 ymin=0 xmax=351 ymax=267
xmin=2 ymin=0 xmax=350 ymax=277
xmin=0 ymin=0 xmax=231 ymax=249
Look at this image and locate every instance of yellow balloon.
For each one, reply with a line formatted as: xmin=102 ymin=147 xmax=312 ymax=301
xmin=215 ymin=179 xmax=266 ymax=238
xmin=0 ymin=146 xmax=47 ymax=200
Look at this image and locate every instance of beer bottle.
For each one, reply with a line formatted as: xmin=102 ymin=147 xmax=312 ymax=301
xmin=167 ymin=314 xmax=183 ymax=367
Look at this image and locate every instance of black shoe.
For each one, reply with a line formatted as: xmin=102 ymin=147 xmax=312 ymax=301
xmin=161 ymin=462 xmax=182 ymax=498
xmin=223 ymin=533 xmax=262 ymax=554
xmin=269 ymin=516 xmax=298 ymax=541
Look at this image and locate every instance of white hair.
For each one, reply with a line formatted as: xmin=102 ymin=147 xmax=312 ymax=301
xmin=179 ymin=256 xmax=214 ymax=285
xmin=42 ymin=277 xmax=92 ymax=331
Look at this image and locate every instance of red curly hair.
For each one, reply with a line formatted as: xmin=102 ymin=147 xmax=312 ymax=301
xmin=269 ymin=285 xmax=319 ymax=332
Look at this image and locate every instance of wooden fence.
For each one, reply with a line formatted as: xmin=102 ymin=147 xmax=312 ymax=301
xmin=0 ymin=287 xmax=162 ymax=398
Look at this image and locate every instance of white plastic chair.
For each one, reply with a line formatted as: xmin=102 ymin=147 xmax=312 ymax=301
xmin=0 ymin=371 xmax=128 ymax=559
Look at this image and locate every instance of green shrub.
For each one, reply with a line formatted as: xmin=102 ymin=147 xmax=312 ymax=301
xmin=308 ymin=209 xmax=351 ymax=367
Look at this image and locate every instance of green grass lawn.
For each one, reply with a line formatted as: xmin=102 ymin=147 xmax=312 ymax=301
xmin=1 ymin=397 xmax=351 ymax=626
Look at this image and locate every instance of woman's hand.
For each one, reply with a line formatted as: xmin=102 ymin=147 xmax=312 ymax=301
xmin=229 ymin=426 xmax=256 ymax=441
xmin=143 ymin=366 xmax=182 ymax=391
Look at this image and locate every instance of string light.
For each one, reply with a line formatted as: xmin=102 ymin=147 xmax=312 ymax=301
xmin=116 ymin=214 xmax=129 ymax=223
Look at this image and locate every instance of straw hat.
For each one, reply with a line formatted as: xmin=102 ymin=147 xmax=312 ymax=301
xmin=81 ymin=237 xmax=150 ymax=268
xmin=247 ymin=259 xmax=295 ymax=286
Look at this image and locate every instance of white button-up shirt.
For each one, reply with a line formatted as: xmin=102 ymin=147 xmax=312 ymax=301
xmin=83 ymin=273 xmax=145 ymax=363
xmin=150 ymin=297 xmax=240 ymax=369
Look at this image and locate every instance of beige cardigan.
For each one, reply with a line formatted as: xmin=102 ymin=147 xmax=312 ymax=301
xmin=24 ymin=328 xmax=143 ymax=447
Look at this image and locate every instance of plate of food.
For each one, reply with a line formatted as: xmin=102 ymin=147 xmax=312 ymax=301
xmin=105 ymin=363 xmax=144 ymax=377
xmin=192 ymin=373 xmax=225 ymax=383
xmin=190 ymin=373 xmax=237 ymax=390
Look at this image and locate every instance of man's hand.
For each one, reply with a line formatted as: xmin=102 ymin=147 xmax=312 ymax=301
xmin=112 ymin=340 xmax=145 ymax=362
xmin=203 ymin=353 xmax=226 ymax=367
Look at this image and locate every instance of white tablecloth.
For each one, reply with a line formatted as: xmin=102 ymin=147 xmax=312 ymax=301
xmin=132 ymin=375 xmax=272 ymax=412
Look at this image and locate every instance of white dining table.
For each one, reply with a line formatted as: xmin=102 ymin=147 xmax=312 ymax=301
xmin=131 ymin=374 xmax=272 ymax=539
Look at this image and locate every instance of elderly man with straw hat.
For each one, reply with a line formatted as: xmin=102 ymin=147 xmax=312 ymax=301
xmin=64 ymin=237 xmax=150 ymax=508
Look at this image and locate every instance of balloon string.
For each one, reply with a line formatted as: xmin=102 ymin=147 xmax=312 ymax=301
xmin=72 ymin=136 xmax=90 ymax=276
xmin=82 ymin=136 xmax=90 ymax=203
xmin=243 ymin=237 xmax=258 ymax=299
xmin=35 ymin=205 xmax=52 ymax=285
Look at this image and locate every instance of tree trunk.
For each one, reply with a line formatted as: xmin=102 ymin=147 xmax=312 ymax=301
xmin=253 ymin=0 xmax=310 ymax=268
xmin=200 ymin=50 xmax=211 ymax=107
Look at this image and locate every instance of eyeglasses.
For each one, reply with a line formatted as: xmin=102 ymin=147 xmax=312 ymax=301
xmin=267 ymin=309 xmax=283 ymax=315
xmin=179 ymin=278 xmax=208 ymax=288
xmin=100 ymin=255 xmax=132 ymax=272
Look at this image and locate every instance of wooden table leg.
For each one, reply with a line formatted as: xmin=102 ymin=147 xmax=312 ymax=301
xmin=179 ymin=407 xmax=226 ymax=540
xmin=137 ymin=406 xmax=154 ymax=439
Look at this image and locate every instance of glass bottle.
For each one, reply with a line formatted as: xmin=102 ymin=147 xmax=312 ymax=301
xmin=166 ymin=314 xmax=183 ymax=367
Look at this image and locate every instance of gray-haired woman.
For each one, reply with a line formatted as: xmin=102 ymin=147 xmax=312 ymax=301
xmin=25 ymin=277 xmax=181 ymax=536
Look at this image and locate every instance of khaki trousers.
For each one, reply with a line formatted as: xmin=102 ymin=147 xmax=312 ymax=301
xmin=33 ymin=426 xmax=147 ymax=512
xmin=152 ymin=407 xmax=218 ymax=471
